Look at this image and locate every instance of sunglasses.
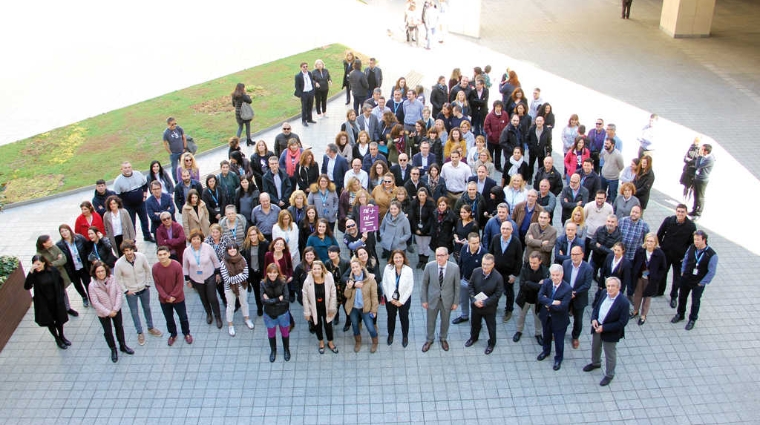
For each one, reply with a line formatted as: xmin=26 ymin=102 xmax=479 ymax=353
xmin=161 ymin=217 xmax=172 ymax=222
xmin=384 ymin=180 xmax=393 ymax=183
xmin=346 ymin=224 xmax=356 ymax=228
xmin=283 ymin=127 xmax=291 ymax=131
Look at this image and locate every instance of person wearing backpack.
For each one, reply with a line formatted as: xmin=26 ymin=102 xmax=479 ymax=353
xmin=232 ymin=83 xmax=254 ymax=146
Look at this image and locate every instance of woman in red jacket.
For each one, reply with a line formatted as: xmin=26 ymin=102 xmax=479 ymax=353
xmin=483 ymin=100 xmax=509 ymax=172
xmin=564 ymin=136 xmax=590 ymax=181
xmin=74 ymin=201 xmax=105 ymax=238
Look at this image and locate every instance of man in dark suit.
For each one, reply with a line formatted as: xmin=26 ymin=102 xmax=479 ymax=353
xmin=656 ymin=204 xmax=696 ymax=304
xmin=321 ymin=144 xmax=349 ymax=194
xmin=357 ymin=104 xmax=381 ymax=141
xmin=468 ymin=79 xmax=489 ymax=136
xmin=420 ymin=247 xmax=460 ymax=352
xmin=537 ymin=264 xmax=572 ymax=371
xmin=559 ymin=173 xmax=590 ymax=223
xmin=468 ymin=165 xmax=497 ymax=213
xmin=596 ymin=242 xmax=632 ymax=307
xmin=554 ymin=222 xmax=584 ymax=265
xmin=464 ymin=254 xmax=503 ymax=354
xmin=584 ymin=276 xmax=630 ymax=386
xmin=489 ymin=221 xmax=523 ymax=323
xmin=412 ymin=140 xmax=436 ymax=176
xmin=293 ymin=62 xmax=316 ymax=126
xmin=390 ymin=153 xmax=413 ymax=186
xmin=562 ymin=246 xmax=594 ymax=349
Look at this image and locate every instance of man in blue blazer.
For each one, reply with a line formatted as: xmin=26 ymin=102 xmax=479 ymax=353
xmin=562 ymin=246 xmax=594 ymax=349
xmin=412 ymin=140 xmax=437 ymax=176
xmin=537 ymin=264 xmax=572 ymax=371
xmin=554 ymin=222 xmax=584 ymax=264
xmin=322 ymin=144 xmax=349 ymax=194
xmin=584 ymin=276 xmax=630 ymax=386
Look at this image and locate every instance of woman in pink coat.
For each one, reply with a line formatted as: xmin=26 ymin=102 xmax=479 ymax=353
xmin=88 ymin=261 xmax=134 ymax=363
xmin=563 ymin=137 xmax=590 ymax=181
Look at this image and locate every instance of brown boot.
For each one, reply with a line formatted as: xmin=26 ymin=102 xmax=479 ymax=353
xmin=354 ymin=335 xmax=362 ymax=353
xmin=371 ymin=337 xmax=379 ymax=353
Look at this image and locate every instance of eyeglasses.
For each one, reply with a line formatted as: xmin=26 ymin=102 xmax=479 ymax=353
xmin=596 ymin=122 xmax=603 ymax=126
xmin=383 ymin=180 xmax=393 ymax=184
xmin=282 ymin=127 xmax=291 ymax=131
xmin=161 ymin=217 xmax=172 ymax=222
xmin=184 ymin=159 xmax=192 ymax=162
xmin=346 ymin=224 xmax=356 ymax=228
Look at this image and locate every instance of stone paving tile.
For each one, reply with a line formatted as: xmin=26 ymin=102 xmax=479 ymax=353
xmin=1 ymin=1 xmax=760 ymax=424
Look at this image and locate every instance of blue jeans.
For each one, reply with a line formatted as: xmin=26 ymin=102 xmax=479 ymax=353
xmin=125 ymin=288 xmax=154 ymax=334
xmin=169 ymin=152 xmax=182 ymax=184
xmin=350 ymin=308 xmax=377 ymax=338
xmin=263 ymin=311 xmax=291 ymax=329
xmin=601 ymin=177 xmax=619 ymax=204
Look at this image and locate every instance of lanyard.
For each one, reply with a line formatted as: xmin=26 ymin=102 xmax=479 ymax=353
xmin=208 ymin=188 xmax=218 ymax=205
xmin=395 ymin=270 xmax=401 ymax=290
xmin=694 ymin=247 xmax=706 ymax=265
xmin=192 ymin=247 xmax=202 ymax=266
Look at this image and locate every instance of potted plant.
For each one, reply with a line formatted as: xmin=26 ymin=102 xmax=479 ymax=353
xmin=0 ymin=255 xmax=30 ymax=353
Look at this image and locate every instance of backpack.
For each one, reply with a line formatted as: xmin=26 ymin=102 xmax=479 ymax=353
xmin=240 ymin=100 xmax=254 ymax=121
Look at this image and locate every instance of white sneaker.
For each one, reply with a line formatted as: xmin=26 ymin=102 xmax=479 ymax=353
xmin=245 ymin=319 xmax=254 ymax=330
xmin=228 ymin=326 xmax=236 ymax=337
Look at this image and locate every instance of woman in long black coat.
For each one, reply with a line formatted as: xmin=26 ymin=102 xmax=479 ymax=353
xmin=430 ymin=196 xmax=457 ymax=254
xmin=630 ymin=233 xmax=666 ymax=326
xmin=634 ymin=155 xmax=655 ymax=212
xmin=25 ymin=255 xmax=71 ymax=349
xmin=409 ymin=188 xmax=436 ymax=268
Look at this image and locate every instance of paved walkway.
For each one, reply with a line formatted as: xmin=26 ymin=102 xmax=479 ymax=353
xmin=1 ymin=0 xmax=759 ymax=424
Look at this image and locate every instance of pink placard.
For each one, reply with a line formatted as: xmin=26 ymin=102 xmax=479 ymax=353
xmin=359 ymin=205 xmax=379 ymax=233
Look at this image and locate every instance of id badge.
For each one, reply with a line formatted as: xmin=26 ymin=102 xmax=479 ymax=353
xmin=642 ymin=270 xmax=649 ymax=278
xmin=418 ymin=223 xmax=423 ymax=229
xmin=323 ymin=209 xmax=329 ymax=216
xmin=197 ymin=270 xmax=203 ymax=275
xmin=693 ymin=268 xmax=699 ymax=275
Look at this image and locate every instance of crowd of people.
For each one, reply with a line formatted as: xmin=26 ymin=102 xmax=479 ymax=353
xmin=24 ymin=54 xmax=718 ymax=386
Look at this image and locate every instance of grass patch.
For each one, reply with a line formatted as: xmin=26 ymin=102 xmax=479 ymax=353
xmin=0 ymin=44 xmax=368 ymax=204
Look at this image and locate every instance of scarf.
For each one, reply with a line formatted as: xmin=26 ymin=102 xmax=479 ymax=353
xmin=345 ymin=120 xmax=360 ymax=146
xmin=508 ymin=155 xmax=524 ymax=176
xmin=286 ymin=149 xmax=301 ymax=177
xmin=224 ymin=252 xmax=247 ymax=278
xmin=394 ymin=135 xmax=406 ymax=156
xmin=437 ymin=209 xmax=446 ymax=223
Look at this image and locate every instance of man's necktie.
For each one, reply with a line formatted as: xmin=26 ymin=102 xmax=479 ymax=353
xmin=439 ymin=267 xmax=444 ymax=288
xmin=551 ymin=285 xmax=557 ymax=298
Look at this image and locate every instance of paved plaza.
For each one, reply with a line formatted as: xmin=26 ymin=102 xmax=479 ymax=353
xmin=1 ymin=0 xmax=759 ymax=424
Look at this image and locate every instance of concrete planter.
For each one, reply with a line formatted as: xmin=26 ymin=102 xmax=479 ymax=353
xmin=0 ymin=265 xmax=31 ymax=353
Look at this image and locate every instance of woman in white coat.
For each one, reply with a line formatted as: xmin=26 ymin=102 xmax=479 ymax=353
xmin=382 ymin=250 xmax=414 ymax=348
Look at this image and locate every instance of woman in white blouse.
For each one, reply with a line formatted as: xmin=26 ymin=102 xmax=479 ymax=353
xmin=381 ymin=250 xmax=414 ymax=348
xmin=272 ymin=210 xmax=301 ymax=265
xmin=103 ymin=195 xmax=135 ymax=256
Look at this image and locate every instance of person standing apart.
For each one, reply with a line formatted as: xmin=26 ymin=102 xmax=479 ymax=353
xmin=24 ymin=255 xmax=71 ymax=350
xmin=348 ymin=59 xmax=369 ymax=115
xmin=464 ymin=254 xmax=503 ymax=354
xmin=689 ymin=144 xmax=714 ymax=218
xmin=114 ymin=241 xmax=163 ymax=346
xmin=584 ymin=276 xmax=630 ymax=386
xmin=89 ymin=261 xmax=134 ymax=362
xmin=294 ymin=62 xmax=316 ymax=127
xmin=162 ymin=117 xmax=187 ymax=184
xmin=672 ymin=230 xmax=718 ymax=330
xmin=231 ymin=83 xmax=253 ymax=145
xmin=622 ymin=0 xmax=633 ymax=19
xmin=313 ymin=59 xmax=332 ymax=118
xmin=152 ymin=246 xmax=192 ymax=346
xmin=420 ymin=247 xmax=460 ymax=353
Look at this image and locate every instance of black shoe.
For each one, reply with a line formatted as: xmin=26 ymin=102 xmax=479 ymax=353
xmin=67 ymin=309 xmax=79 ymax=317
xmin=257 ymin=309 xmax=263 ymax=317
xmin=537 ymin=352 xmax=549 ymax=361
xmin=111 ymin=348 xmax=118 ymax=363
xmin=535 ymin=335 xmax=544 ymax=346
xmin=307 ymin=120 xmax=317 ymax=124
xmin=512 ymin=332 xmax=522 ymax=342
xmin=600 ymin=376 xmax=614 ymax=386
xmin=302 ymin=122 xmax=309 ymax=127
xmin=671 ymin=314 xmax=685 ymax=324
xmin=55 ymin=337 xmax=68 ymax=350
xmin=464 ymin=338 xmax=477 ymax=347
xmin=387 ymin=335 xmax=394 ymax=346
xmin=59 ymin=335 xmax=72 ymax=346
xmin=452 ymin=316 xmax=468 ymax=325
xmin=343 ymin=323 xmax=351 ymax=332
xmin=407 ymin=244 xmax=415 ymax=253
xmin=583 ymin=363 xmax=601 ymax=372
xmin=670 ymin=298 xmax=677 ymax=308
xmin=289 ymin=293 xmax=296 ymax=303
xmin=144 ymin=236 xmax=156 ymax=243
xmin=120 ymin=346 xmax=135 ymax=355
xmin=553 ymin=360 xmax=562 ymax=371
xmin=485 ymin=345 xmax=494 ymax=355
xmin=402 ymin=337 xmax=409 ymax=348
xmin=215 ymin=316 xmax=223 ymax=329
xmin=206 ymin=314 xmax=213 ymax=324
xmin=685 ymin=320 xmax=696 ymax=330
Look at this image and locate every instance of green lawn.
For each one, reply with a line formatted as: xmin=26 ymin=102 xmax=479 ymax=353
xmin=0 ymin=44 xmax=366 ymax=205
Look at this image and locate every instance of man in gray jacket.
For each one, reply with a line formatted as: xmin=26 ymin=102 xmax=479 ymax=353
xmin=421 ymin=247 xmax=460 ymax=353
xmin=689 ymin=144 xmax=714 ymax=218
